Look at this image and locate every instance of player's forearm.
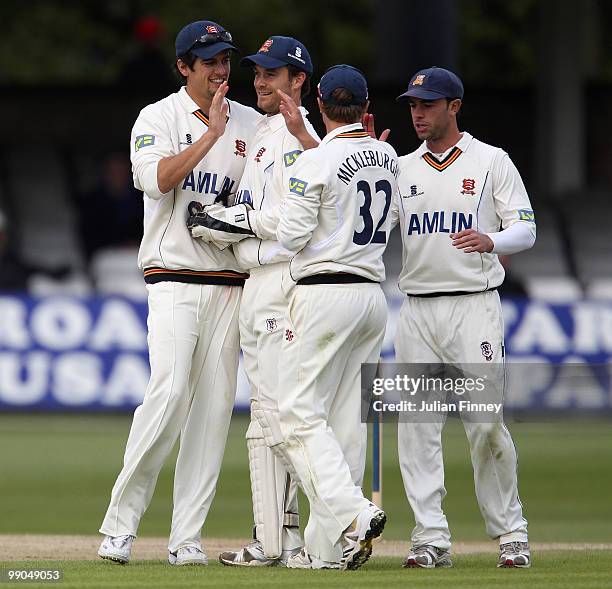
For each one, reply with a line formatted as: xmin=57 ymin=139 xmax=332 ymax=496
xmin=294 ymin=131 xmax=319 ymax=150
xmin=157 ymin=131 xmax=222 ymax=194
xmin=487 ymin=221 xmax=536 ymax=255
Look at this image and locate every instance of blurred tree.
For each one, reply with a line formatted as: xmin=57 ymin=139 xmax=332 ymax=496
xmin=0 ymin=0 xmax=372 ymax=84
xmin=459 ymin=0 xmax=539 ymax=86
xmin=1 ymin=0 xmax=611 ymax=86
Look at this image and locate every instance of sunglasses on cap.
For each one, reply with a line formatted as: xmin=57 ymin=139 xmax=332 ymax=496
xmin=188 ymin=30 xmax=233 ymax=52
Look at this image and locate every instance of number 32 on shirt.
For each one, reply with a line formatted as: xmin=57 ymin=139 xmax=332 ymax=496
xmin=353 ymin=179 xmax=392 ymax=245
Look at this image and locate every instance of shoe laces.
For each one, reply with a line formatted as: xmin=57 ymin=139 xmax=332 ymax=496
xmin=413 ymin=545 xmax=440 ymax=556
xmin=245 ymin=541 xmax=266 ymax=559
xmin=109 ymin=535 xmax=132 ymax=548
xmin=179 ymin=546 xmax=203 ymax=555
xmin=293 ymin=547 xmax=311 ymax=562
xmin=501 ymin=541 xmax=527 ymax=554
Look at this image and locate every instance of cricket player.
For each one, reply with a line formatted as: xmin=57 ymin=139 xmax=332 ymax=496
xmin=394 ymin=67 xmax=535 ymax=569
xmin=97 ymin=20 xmax=261 ymax=566
xmin=273 ymin=64 xmax=401 ymax=571
xmin=207 ymin=36 xmax=321 ymax=568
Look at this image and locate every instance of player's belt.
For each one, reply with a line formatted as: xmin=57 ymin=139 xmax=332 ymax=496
xmin=408 ymin=287 xmax=498 ymax=298
xmin=143 ymin=267 xmax=248 ymax=286
xmin=296 ymin=273 xmax=378 ymax=285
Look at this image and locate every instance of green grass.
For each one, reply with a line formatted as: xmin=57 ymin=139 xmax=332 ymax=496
xmin=3 ymin=553 xmax=612 ymax=589
xmin=0 ymin=414 xmax=611 ymax=543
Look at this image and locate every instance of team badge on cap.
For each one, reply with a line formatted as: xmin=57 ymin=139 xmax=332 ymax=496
xmin=413 ymin=75 xmax=425 ymax=86
xmin=206 ymin=25 xmax=219 ymax=33
xmin=259 ymin=39 xmax=273 ymax=52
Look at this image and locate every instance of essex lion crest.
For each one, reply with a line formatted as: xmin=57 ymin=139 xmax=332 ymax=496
xmin=461 ymin=178 xmax=476 ymax=195
xmin=259 ymin=38 xmax=273 ymax=52
xmin=234 ymin=139 xmax=246 ymax=157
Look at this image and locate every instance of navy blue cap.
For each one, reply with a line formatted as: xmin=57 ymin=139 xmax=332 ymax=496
xmin=240 ymin=36 xmax=312 ymax=74
xmin=175 ymin=21 xmax=236 ymax=59
xmin=397 ymin=67 xmax=464 ymax=101
xmin=318 ymin=65 xmax=368 ymax=105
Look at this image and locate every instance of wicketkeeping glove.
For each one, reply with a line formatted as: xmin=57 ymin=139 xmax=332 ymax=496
xmin=187 ymin=201 xmax=255 ymax=250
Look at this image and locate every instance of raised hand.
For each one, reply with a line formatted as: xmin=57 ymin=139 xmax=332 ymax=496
xmin=208 ymin=81 xmax=230 ymax=139
xmin=278 ymin=89 xmax=319 ymax=149
xmin=362 ymin=113 xmax=391 ymax=142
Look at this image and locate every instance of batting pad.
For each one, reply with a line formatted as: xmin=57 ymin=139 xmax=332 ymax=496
xmin=248 ymin=437 xmax=299 ymax=559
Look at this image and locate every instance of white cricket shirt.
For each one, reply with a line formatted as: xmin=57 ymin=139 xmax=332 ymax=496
xmin=131 ymin=86 xmax=261 ymax=276
xmin=232 ymin=108 xmax=319 ymax=270
xmin=275 ymin=123 xmax=400 ymax=283
xmin=396 ymin=132 xmax=536 ymax=295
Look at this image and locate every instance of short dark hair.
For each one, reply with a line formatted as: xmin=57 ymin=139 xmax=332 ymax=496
xmin=320 ymin=88 xmax=366 ymax=123
xmin=173 ymin=52 xmax=198 ymax=85
xmin=287 ymin=65 xmax=311 ymax=98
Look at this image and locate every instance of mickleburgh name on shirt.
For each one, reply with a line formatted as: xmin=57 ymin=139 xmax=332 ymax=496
xmin=337 ymin=150 xmax=398 ymax=185
xmin=182 ymin=171 xmax=235 ymax=196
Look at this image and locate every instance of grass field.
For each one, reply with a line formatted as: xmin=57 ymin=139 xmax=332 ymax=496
xmin=1 ymin=414 xmax=611 ymax=587
xmin=3 ymin=553 xmax=612 ymax=589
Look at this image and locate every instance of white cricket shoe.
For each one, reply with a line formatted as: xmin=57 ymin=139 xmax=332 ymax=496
xmin=403 ymin=545 xmax=452 ymax=568
xmin=98 ymin=535 xmax=135 ymax=564
xmin=219 ymin=541 xmax=293 ymax=567
xmin=498 ymin=542 xmax=531 ymax=568
xmin=286 ymin=547 xmax=340 ymax=569
xmin=168 ymin=545 xmax=208 ymax=566
xmin=340 ymin=503 xmax=386 ymax=571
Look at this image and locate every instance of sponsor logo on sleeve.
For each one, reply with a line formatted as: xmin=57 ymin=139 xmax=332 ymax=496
xmin=283 ymin=150 xmax=303 ymax=167
xmin=518 ymin=209 xmax=535 ymax=222
xmin=289 ymin=177 xmax=307 ymax=196
xmin=135 ymin=134 xmax=155 ymax=151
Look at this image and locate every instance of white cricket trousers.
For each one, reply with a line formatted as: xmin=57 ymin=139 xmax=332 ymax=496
xmin=239 ymin=263 xmax=301 ymax=554
xmin=100 ymin=281 xmax=241 ymax=552
xmin=278 ymin=282 xmax=387 ymax=547
xmin=395 ymin=290 xmax=528 ymax=551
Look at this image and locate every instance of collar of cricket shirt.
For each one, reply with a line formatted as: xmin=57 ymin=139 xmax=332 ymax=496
xmin=416 ymin=130 xmax=473 ymax=159
xmin=321 ymin=122 xmax=367 ymax=145
xmin=258 ymin=107 xmax=309 ymax=133
xmin=177 ymin=86 xmax=231 ymax=126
